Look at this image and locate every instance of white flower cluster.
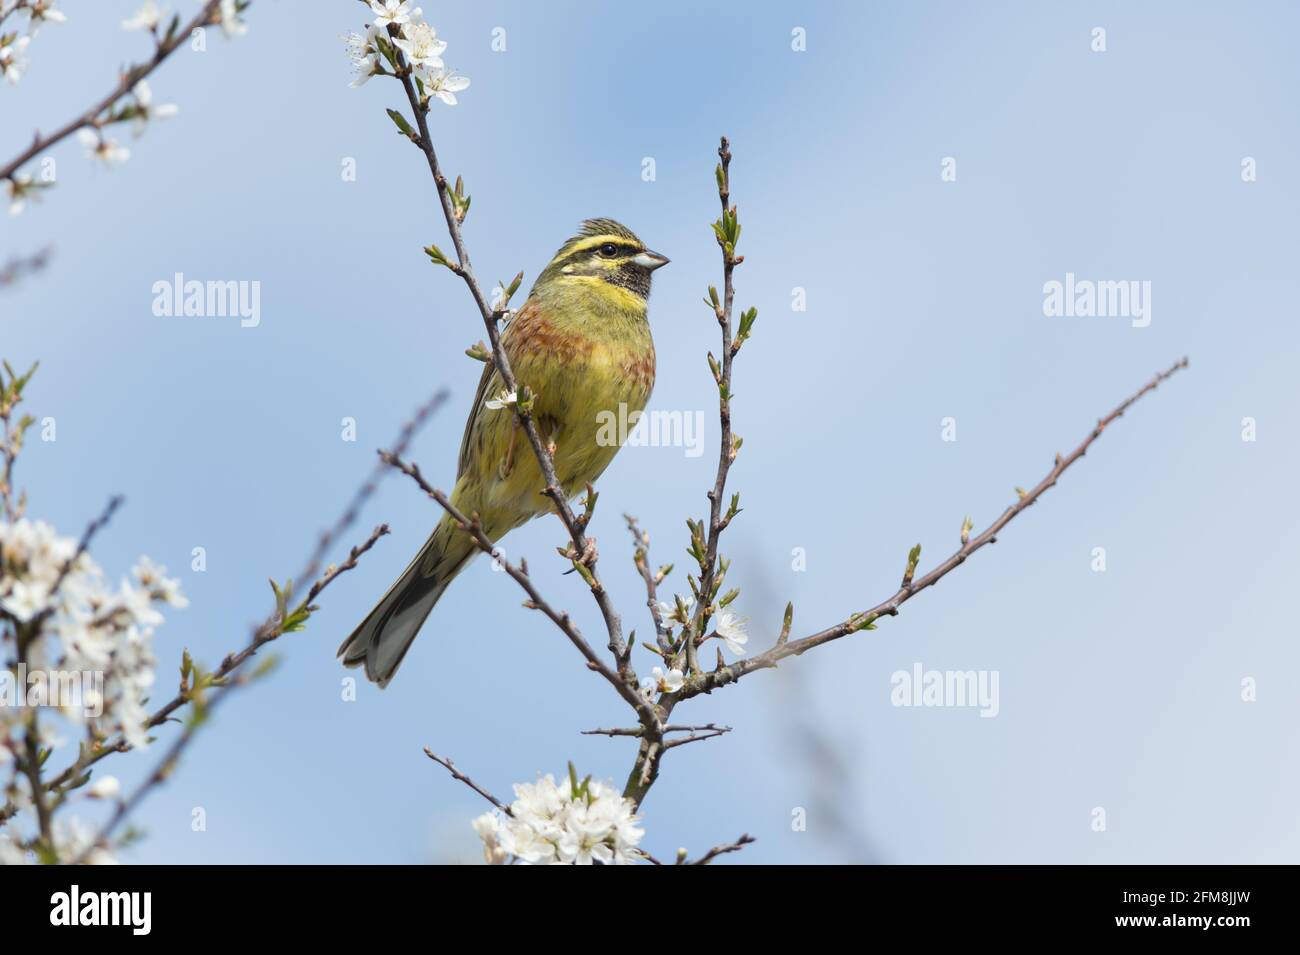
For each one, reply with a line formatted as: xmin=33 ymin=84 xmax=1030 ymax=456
xmin=473 ymin=772 xmax=645 ymax=865
xmin=5 ymin=1 xmax=199 ymax=216
xmin=0 ymin=814 xmax=117 ymax=865
xmin=0 ymin=518 xmax=187 ymax=749
xmin=344 ymin=1 xmax=469 ymax=103
xmin=0 ymin=0 xmax=65 ymax=86
xmin=67 ymin=79 xmax=178 ymax=180
xmin=654 ymin=595 xmax=749 ymax=657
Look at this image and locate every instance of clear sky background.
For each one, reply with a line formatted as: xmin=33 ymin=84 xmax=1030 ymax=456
xmin=3 ymin=1 xmax=1297 ymax=863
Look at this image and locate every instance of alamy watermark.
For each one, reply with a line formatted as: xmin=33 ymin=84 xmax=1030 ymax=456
xmin=890 ymin=662 xmax=1000 ymax=718
xmin=1042 ymin=272 xmax=1151 ymax=328
xmin=0 ymin=664 xmax=103 ymax=719
xmin=596 ymin=403 xmax=705 ymax=458
xmin=151 ymin=273 xmax=261 ymax=328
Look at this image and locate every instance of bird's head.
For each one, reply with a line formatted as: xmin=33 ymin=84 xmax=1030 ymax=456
xmin=535 ymin=218 xmax=669 ymax=302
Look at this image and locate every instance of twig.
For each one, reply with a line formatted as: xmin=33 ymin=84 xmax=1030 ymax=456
xmin=28 ymin=495 xmax=123 ymax=631
xmin=688 ymin=135 xmax=742 ymax=672
xmin=623 ymin=136 xmax=745 ymax=807
xmin=662 ymin=725 xmax=731 ymax=750
xmin=424 ymin=748 xmax=510 ymax=814
xmin=684 ymin=833 xmax=754 ymax=865
xmin=581 ymin=722 xmax=732 ymax=740
xmin=625 ymin=515 xmax=672 ymax=656
xmin=0 ymin=246 xmax=52 ymax=289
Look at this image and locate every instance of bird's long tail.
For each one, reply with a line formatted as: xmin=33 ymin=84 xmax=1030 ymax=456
xmin=337 ymin=515 xmax=476 ymax=688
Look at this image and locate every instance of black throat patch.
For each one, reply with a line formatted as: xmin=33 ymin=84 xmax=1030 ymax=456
xmin=606 ymin=260 xmax=651 ymax=299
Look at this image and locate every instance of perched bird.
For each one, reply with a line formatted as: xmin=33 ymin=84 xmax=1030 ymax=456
xmin=339 ymin=218 xmax=669 ymax=686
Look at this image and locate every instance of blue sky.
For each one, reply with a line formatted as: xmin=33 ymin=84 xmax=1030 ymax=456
xmin=2 ymin=0 xmax=1297 ymax=863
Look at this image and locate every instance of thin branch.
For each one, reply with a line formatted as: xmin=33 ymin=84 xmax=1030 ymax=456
xmin=662 ymin=725 xmax=731 ymax=750
xmin=623 ymin=136 xmax=745 ymax=807
xmin=0 ymin=246 xmax=52 ymax=289
xmin=424 ymin=748 xmax=510 ymax=814
xmin=625 ymin=514 xmax=672 ymax=656
xmin=681 ymin=356 xmax=1192 ymax=698
xmin=28 ymin=495 xmax=123 ymax=632
xmin=684 ymin=833 xmax=754 ymax=865
xmin=687 ymin=135 xmax=742 ymax=673
xmin=581 ymin=722 xmax=732 ymax=740
xmin=0 ymin=1 xmax=232 ymax=182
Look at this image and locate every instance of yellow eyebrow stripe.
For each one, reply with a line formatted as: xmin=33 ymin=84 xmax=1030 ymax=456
xmin=562 ymin=235 xmax=642 ymax=256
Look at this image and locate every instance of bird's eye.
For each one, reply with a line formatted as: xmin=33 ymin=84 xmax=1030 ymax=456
xmin=598 ymin=243 xmax=620 ymax=258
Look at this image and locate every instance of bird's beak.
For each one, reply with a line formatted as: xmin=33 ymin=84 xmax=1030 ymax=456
xmin=633 ymin=250 xmax=670 ymax=271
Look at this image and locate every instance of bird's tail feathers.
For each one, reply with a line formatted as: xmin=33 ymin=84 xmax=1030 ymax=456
xmin=337 ymin=518 xmax=473 ymax=688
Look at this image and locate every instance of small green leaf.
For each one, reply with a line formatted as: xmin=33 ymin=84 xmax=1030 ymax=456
xmin=385 ymin=108 xmax=417 ymax=142
xmin=423 ymin=243 xmax=452 ymax=268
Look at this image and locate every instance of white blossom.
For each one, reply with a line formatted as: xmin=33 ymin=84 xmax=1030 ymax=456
xmin=51 ymin=816 xmax=118 ymax=865
xmin=645 ymin=665 xmax=684 ymax=695
xmin=471 ymin=812 xmax=511 ymax=865
xmin=129 ymin=80 xmax=178 ymax=134
xmin=714 ymin=610 xmax=748 ymax=656
xmin=133 ymin=555 xmax=188 ymax=608
xmin=654 ymin=595 xmax=693 ymax=625
xmin=0 ymin=578 xmax=48 ymax=622
xmin=394 ymin=21 xmax=445 ymax=69
xmin=216 ymin=0 xmax=248 ymax=39
xmin=121 ymin=1 xmax=164 ymax=32
xmin=484 ymin=390 xmax=517 ymax=411
xmin=87 ymin=775 xmax=121 ymax=800
xmin=472 ymin=772 xmax=644 ymax=865
xmin=0 ymin=515 xmax=184 ymax=763
xmin=1 ymin=35 xmax=31 ymax=85
xmin=26 ymin=0 xmax=66 ymax=35
xmin=5 ymin=174 xmax=34 ymax=216
xmin=342 ymin=27 xmax=383 ymax=87
xmin=77 ymin=129 xmax=130 ymax=166
xmin=368 ymin=0 xmax=419 ymax=30
xmin=0 ymin=832 xmax=27 ymax=865
xmin=418 ymin=65 xmax=469 ymax=106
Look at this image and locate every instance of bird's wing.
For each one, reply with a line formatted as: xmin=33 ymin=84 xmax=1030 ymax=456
xmin=457 ymin=357 xmax=497 ymax=480
xmin=456 ymin=300 xmax=538 ymax=479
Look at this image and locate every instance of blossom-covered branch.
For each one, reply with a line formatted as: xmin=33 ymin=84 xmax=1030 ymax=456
xmin=1 ymin=387 xmax=445 ymax=826
xmin=71 ymin=522 xmax=390 ymax=864
xmin=0 ymin=366 xmax=446 ymax=862
xmin=1 ymin=0 xmax=250 ymax=215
